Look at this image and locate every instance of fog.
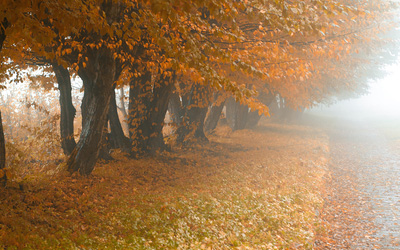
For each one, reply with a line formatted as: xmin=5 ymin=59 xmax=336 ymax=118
xmin=308 ymin=63 xmax=400 ymax=121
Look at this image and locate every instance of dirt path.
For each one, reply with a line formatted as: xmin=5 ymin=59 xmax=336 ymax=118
xmin=315 ymin=116 xmax=400 ymax=249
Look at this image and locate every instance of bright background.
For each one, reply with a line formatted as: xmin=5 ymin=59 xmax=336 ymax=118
xmin=309 ymin=62 xmax=400 ymax=120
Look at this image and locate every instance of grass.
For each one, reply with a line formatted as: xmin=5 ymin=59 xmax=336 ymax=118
xmin=0 ymin=120 xmax=329 ymax=249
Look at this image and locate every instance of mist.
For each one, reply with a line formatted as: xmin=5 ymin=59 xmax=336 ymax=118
xmin=308 ymin=62 xmax=400 ymax=121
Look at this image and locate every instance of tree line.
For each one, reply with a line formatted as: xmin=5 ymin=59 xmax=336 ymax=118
xmin=0 ymin=0 xmax=398 ymax=180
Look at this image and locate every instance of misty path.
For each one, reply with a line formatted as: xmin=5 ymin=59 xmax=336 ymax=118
xmin=317 ymin=116 xmax=400 ymax=249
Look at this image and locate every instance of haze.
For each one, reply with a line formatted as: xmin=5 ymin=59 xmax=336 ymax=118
xmin=309 ymin=62 xmax=400 ymax=121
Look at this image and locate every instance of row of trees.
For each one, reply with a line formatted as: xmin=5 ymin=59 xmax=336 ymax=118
xmin=0 ymin=0 xmax=398 ymax=178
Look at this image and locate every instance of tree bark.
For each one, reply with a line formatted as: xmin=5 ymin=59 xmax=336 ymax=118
xmin=176 ymin=83 xmax=211 ymax=143
xmin=0 ymin=18 xmax=8 ymax=51
xmin=246 ymin=93 xmax=275 ymax=129
xmin=118 ymin=87 xmax=128 ymax=121
xmin=109 ymin=89 xmax=130 ymax=151
xmin=0 ymin=18 xmax=8 ymax=185
xmin=67 ymin=48 xmax=116 ymax=175
xmin=52 ymin=63 xmax=77 ymax=155
xmin=146 ymin=75 xmax=174 ymax=153
xmin=129 ymin=71 xmax=175 ymax=156
xmin=204 ymin=93 xmax=225 ymax=132
xmin=0 ymin=112 xmax=6 ymax=186
xmin=128 ymin=70 xmax=152 ymax=156
xmin=168 ymin=91 xmax=184 ymax=125
xmin=226 ymin=98 xmax=249 ymax=131
xmin=98 ymin=119 xmax=113 ymax=161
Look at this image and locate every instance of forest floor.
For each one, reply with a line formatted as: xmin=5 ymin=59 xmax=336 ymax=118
xmin=0 ymin=118 xmax=329 ymax=249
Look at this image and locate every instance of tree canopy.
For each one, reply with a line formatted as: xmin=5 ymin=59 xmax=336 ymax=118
xmin=0 ymin=0 xmax=398 ymax=175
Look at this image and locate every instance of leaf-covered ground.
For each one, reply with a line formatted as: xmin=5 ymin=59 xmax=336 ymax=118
xmin=0 ymin=119 xmax=329 ymax=249
xmin=313 ymin=116 xmax=400 ymax=249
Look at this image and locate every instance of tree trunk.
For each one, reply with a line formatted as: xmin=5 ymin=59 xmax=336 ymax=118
xmin=98 ymin=119 xmax=113 ymax=161
xmin=52 ymin=63 xmax=77 ymax=155
xmin=204 ymin=93 xmax=225 ymax=132
xmin=0 ymin=18 xmax=8 ymax=185
xmin=146 ymin=75 xmax=175 ymax=153
xmin=0 ymin=111 xmax=6 ymax=186
xmin=109 ymin=89 xmax=130 ymax=151
xmin=128 ymin=70 xmax=152 ymax=156
xmin=118 ymin=87 xmax=128 ymax=121
xmin=246 ymin=111 xmax=262 ymax=129
xmin=226 ymin=98 xmax=249 ymax=131
xmin=246 ymin=93 xmax=275 ymax=129
xmin=67 ymin=48 xmax=115 ymax=175
xmin=168 ymin=91 xmax=184 ymax=125
xmin=0 ymin=18 xmax=8 ymax=51
xmin=128 ymin=71 xmax=174 ymax=156
xmin=191 ymin=106 xmax=209 ymax=140
xmin=176 ymin=83 xmax=211 ymax=143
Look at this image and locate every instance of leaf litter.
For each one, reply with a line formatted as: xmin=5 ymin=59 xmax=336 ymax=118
xmin=0 ymin=120 xmax=329 ymax=249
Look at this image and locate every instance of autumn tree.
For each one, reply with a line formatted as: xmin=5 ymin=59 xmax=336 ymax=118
xmin=1 ymin=0 xmax=398 ymax=176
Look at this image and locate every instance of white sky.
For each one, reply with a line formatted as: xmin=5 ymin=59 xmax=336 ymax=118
xmin=309 ymin=62 xmax=400 ymax=120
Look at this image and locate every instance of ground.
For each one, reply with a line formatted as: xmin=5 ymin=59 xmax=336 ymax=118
xmin=313 ymin=115 xmax=400 ymax=249
xmin=2 ymin=115 xmax=399 ymax=249
xmin=0 ymin=118 xmax=328 ymax=249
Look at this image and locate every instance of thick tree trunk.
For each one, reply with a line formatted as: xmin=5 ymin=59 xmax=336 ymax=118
xmin=98 ymin=119 xmax=113 ymax=161
xmin=109 ymin=89 xmax=130 ymax=151
xmin=52 ymin=63 xmax=76 ymax=155
xmin=177 ymin=107 xmax=209 ymax=142
xmin=67 ymin=48 xmax=115 ymax=175
xmin=176 ymin=83 xmax=211 ymax=143
xmin=146 ymin=76 xmax=174 ymax=153
xmin=128 ymin=70 xmax=152 ymax=156
xmin=246 ymin=111 xmax=262 ymax=129
xmin=129 ymin=71 xmax=174 ymax=156
xmin=226 ymin=98 xmax=249 ymax=131
xmin=191 ymin=106 xmax=209 ymax=140
xmin=246 ymin=93 xmax=275 ymax=129
xmin=204 ymin=93 xmax=225 ymax=132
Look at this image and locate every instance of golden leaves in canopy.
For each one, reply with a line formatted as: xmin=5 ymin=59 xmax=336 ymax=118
xmin=0 ymin=0 xmax=396 ymax=109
